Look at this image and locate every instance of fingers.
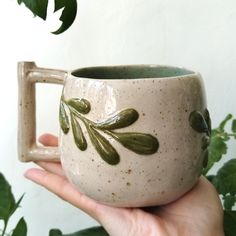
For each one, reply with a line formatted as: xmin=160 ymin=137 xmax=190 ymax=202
xmin=38 ymin=133 xmax=58 ymax=147
xmin=35 ymin=161 xmax=65 ymax=178
xmin=24 ymin=168 xmax=101 ymax=222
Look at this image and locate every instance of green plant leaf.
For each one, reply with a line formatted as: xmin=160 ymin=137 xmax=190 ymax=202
xmin=18 ymin=0 xmax=48 ymax=20
xmin=106 ymin=131 xmax=159 ymax=155
xmin=52 ymin=0 xmax=77 ymax=34
xmin=232 ymin=119 xmax=236 ymax=133
xmin=215 ymin=159 xmax=236 ymax=195
xmin=87 ymin=126 xmax=120 ymax=165
xmin=223 ymin=195 xmax=236 ymax=210
xmin=9 ymin=194 xmax=25 ymax=218
xmin=0 ymin=173 xmax=15 ymax=222
xmin=49 ymin=229 xmax=63 ymax=236
xmin=95 ymin=108 xmax=139 ymax=130
xmin=12 ymin=217 xmax=27 ymax=236
xmin=67 ymin=98 xmax=91 ymax=114
xmin=219 ymin=114 xmax=233 ymax=132
xmin=202 ymin=132 xmax=228 ymax=175
xmin=49 ymin=226 xmax=109 ymax=236
xmin=189 ymin=111 xmax=209 ymax=133
xmin=224 ymin=210 xmax=236 ymax=236
xmin=70 ymin=113 xmax=87 ymax=151
xmin=59 ymin=101 xmax=70 ymax=134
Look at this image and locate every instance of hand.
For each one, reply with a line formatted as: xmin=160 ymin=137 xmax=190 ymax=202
xmin=24 ymin=134 xmax=224 ymax=236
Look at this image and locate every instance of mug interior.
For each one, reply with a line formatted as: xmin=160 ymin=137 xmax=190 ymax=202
xmin=72 ymin=65 xmax=195 ymax=80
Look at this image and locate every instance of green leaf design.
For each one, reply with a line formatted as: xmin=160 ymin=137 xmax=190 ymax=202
xmin=202 ymin=149 xmax=209 ymax=168
xmin=95 ymin=108 xmax=139 ymax=130
xmin=106 ymin=131 xmax=159 ymax=155
xmin=189 ymin=111 xmax=208 ymax=133
xmin=232 ymin=119 xmax=236 ymax=133
xmin=204 ymin=109 xmax=212 ymax=134
xmin=18 ymin=0 xmax=48 ymax=20
xmin=0 ymin=173 xmax=15 ymax=223
xmin=87 ymin=126 xmax=120 ymax=165
xmin=12 ymin=217 xmax=27 ymax=236
xmin=223 ymin=195 xmax=236 ymax=210
xmin=59 ymin=101 xmax=70 ymax=134
xmin=49 ymin=226 xmax=109 ymax=236
xmin=224 ymin=210 xmax=236 ymax=236
xmin=70 ymin=114 xmax=87 ymax=151
xmin=67 ymin=98 xmax=91 ymax=114
xmin=52 ymin=0 xmax=77 ymax=34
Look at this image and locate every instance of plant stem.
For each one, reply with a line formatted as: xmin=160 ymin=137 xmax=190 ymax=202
xmin=1 ymin=220 xmax=8 ymax=236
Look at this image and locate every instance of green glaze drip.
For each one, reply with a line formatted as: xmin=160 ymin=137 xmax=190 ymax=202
xmin=59 ymin=96 xmax=159 ymax=165
xmin=95 ymin=108 xmax=139 ymax=130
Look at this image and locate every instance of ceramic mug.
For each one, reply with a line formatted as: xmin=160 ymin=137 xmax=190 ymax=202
xmin=18 ymin=62 xmax=211 ymax=207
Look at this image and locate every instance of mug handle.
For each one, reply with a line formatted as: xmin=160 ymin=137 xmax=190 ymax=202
xmin=18 ymin=61 xmax=67 ymax=162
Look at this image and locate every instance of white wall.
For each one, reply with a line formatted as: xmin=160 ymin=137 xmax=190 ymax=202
xmin=0 ymin=0 xmax=236 ymax=235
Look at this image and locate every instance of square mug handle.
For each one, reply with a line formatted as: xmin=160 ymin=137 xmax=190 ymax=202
xmin=18 ymin=62 xmax=67 ymax=162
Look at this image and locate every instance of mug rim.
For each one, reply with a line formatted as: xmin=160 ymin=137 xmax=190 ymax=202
xmin=70 ymin=64 xmax=199 ymax=80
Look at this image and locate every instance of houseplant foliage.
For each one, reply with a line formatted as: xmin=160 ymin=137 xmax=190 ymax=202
xmin=17 ymin=0 xmax=78 ymax=34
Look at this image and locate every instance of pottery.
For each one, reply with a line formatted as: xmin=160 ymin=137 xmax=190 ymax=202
xmin=18 ymin=62 xmax=211 ymax=207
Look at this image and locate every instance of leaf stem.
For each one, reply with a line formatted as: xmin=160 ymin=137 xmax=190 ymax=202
xmin=1 ymin=219 xmax=8 ymax=236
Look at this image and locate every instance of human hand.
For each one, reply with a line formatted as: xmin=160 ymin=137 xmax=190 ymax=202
xmin=24 ymin=134 xmax=224 ymax=236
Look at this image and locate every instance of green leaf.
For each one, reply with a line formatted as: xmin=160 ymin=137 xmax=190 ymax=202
xmin=219 ymin=114 xmax=233 ymax=132
xmin=232 ymin=119 xmax=236 ymax=133
xmin=52 ymin=0 xmax=77 ymax=34
xmin=0 ymin=173 xmax=15 ymax=222
xmin=223 ymin=195 xmax=236 ymax=210
xmin=95 ymin=108 xmax=139 ymax=130
xmin=215 ymin=159 xmax=236 ymax=195
xmin=67 ymin=98 xmax=91 ymax=114
xmin=49 ymin=226 xmax=109 ymax=236
xmin=202 ymin=133 xmax=228 ymax=175
xmin=70 ymin=113 xmax=87 ymax=151
xmin=59 ymin=101 xmax=70 ymax=134
xmin=54 ymin=0 xmax=65 ymax=12
xmin=12 ymin=217 xmax=27 ymax=236
xmin=49 ymin=229 xmax=63 ymax=236
xmin=17 ymin=0 xmax=48 ymax=20
xmin=224 ymin=211 xmax=236 ymax=236
xmin=189 ymin=111 xmax=209 ymax=133
xmin=106 ymin=131 xmax=159 ymax=155
xmin=87 ymin=126 xmax=120 ymax=165
xmin=9 ymin=194 xmax=25 ymax=218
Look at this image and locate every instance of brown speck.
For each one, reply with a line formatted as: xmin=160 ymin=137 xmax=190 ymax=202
xmin=161 ymin=191 xmax=165 ymax=195
xmin=112 ymin=192 xmax=116 ymax=196
xmin=126 ymin=169 xmax=132 ymax=174
xmin=148 ymin=179 xmax=151 ymax=183
xmin=158 ymin=178 xmax=161 ymax=181
xmin=142 ymin=113 xmax=146 ymax=116
xmin=108 ymin=180 xmax=111 ymax=183
xmin=185 ymin=109 xmax=188 ymax=112
xmin=126 ymin=182 xmax=131 ymax=186
xmin=97 ymin=189 xmax=101 ymax=192
xmin=180 ymin=177 xmax=184 ymax=181
xmin=91 ymin=159 xmax=94 ymax=162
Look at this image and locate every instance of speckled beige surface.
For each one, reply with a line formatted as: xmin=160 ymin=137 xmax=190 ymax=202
xmin=18 ymin=62 xmax=207 ymax=207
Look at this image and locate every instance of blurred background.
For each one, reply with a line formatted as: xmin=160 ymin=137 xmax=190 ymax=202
xmin=0 ymin=0 xmax=236 ymax=235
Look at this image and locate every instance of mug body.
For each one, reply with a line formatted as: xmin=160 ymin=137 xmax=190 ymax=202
xmin=59 ymin=65 xmax=207 ymax=207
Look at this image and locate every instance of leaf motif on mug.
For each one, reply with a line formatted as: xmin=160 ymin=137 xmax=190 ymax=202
xmin=204 ymin=108 xmax=212 ymax=134
xmin=67 ymin=98 xmax=91 ymax=114
xmin=70 ymin=114 xmax=87 ymax=151
xmin=189 ymin=111 xmax=208 ymax=133
xmin=95 ymin=108 xmax=139 ymax=130
xmin=87 ymin=126 xmax=120 ymax=165
xmin=106 ymin=131 xmax=159 ymax=155
xmin=59 ymin=101 xmax=70 ymax=134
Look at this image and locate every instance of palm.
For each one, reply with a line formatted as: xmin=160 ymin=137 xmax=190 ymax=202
xmin=25 ymin=134 xmax=224 ymax=236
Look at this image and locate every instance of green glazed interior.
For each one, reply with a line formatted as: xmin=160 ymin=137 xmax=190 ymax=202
xmin=72 ymin=65 xmax=195 ymax=80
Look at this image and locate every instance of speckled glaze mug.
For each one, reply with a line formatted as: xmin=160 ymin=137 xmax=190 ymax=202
xmin=18 ymin=61 xmax=211 ymax=207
